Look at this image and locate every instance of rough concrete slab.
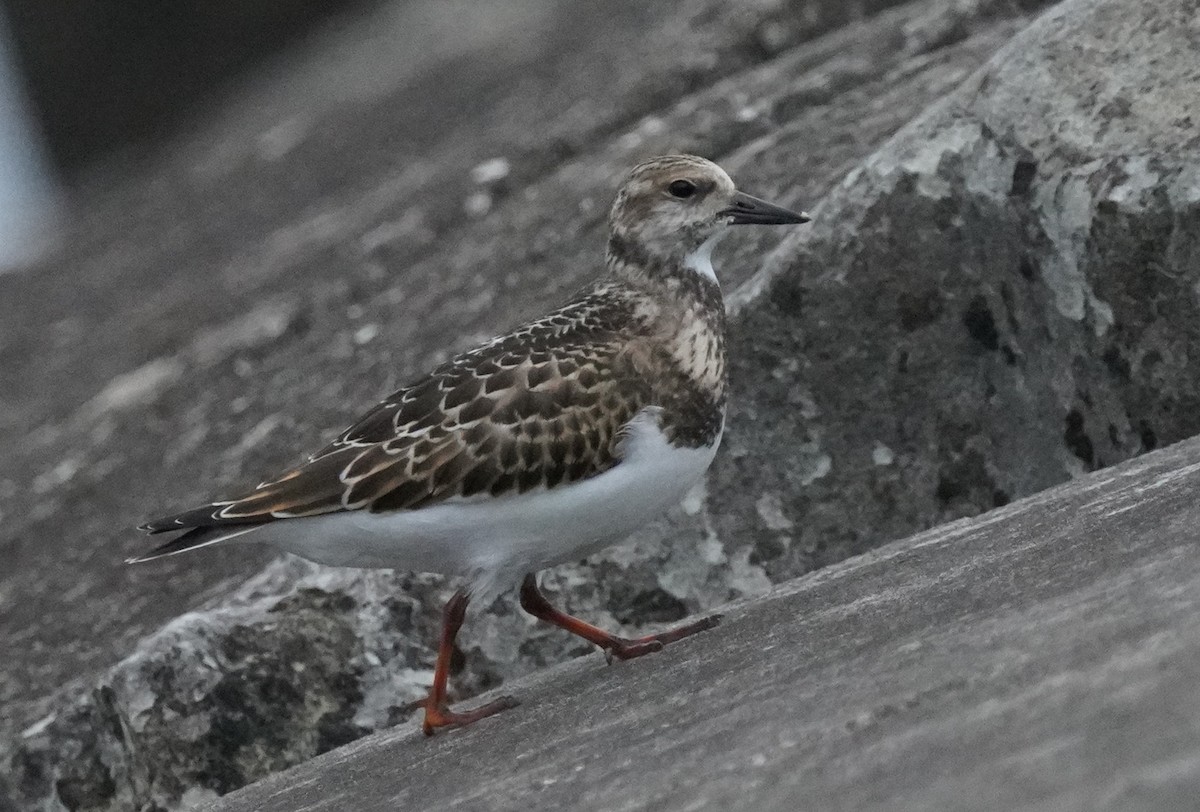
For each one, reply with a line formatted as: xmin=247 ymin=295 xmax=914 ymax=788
xmin=213 ymin=433 xmax=1200 ymax=812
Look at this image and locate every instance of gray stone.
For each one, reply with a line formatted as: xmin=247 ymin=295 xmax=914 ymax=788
xmin=714 ymin=0 xmax=1200 ymax=579
xmin=209 ymin=432 xmax=1200 ymax=812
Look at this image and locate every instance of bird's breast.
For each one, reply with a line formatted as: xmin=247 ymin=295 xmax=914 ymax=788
xmin=669 ymin=313 xmax=726 ymax=395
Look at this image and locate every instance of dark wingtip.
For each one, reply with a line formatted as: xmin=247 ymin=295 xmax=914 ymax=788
xmin=125 ymin=535 xmax=189 ymax=565
xmin=125 ymin=524 xmax=248 ymax=564
xmin=126 ymin=540 xmax=176 ymax=564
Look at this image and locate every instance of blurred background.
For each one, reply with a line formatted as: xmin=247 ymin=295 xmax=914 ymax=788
xmin=4 ymin=0 xmax=376 ymax=170
xmin=0 ymin=0 xmax=389 ymax=269
xmin=2 ymin=0 xmax=576 ymax=272
xmin=0 ymin=5 xmax=58 ymax=269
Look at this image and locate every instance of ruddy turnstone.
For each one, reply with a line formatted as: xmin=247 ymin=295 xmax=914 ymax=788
xmin=133 ymin=155 xmax=808 ymax=734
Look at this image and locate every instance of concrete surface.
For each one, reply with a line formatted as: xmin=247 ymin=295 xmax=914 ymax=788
xmin=213 ymin=433 xmax=1200 ymax=812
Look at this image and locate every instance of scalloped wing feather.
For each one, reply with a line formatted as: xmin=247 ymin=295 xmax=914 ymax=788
xmin=140 ymin=287 xmax=655 ymax=536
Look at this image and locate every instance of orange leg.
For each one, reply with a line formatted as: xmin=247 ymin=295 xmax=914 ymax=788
xmin=519 ymin=574 xmax=721 ymax=664
xmin=422 ymin=589 xmax=518 ymax=735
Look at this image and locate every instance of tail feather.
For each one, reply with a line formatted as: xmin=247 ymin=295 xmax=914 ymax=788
xmin=139 ymin=503 xmax=239 ymax=534
xmin=126 ymin=524 xmax=259 ymax=564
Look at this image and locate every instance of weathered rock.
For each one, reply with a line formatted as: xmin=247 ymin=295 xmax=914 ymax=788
xmin=10 ymin=0 xmax=1199 ymax=807
xmin=714 ymin=0 xmax=1200 ymax=576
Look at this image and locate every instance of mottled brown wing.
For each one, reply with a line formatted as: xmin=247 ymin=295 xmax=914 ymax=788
xmin=140 ymin=287 xmax=653 ymax=534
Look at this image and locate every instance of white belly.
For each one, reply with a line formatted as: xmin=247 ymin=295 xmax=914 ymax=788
xmin=244 ymin=408 xmax=722 ymax=596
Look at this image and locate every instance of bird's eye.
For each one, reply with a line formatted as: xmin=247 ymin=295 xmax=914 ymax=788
xmin=668 ymin=179 xmax=697 ymax=198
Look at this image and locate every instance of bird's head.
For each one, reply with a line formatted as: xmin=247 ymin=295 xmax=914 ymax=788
xmin=607 ymin=154 xmax=809 ymax=278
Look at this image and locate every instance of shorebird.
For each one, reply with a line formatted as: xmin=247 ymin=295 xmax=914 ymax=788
xmin=133 ymin=155 xmax=809 ymax=734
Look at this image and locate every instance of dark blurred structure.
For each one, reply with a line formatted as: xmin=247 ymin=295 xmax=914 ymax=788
xmin=2 ymin=0 xmax=373 ymax=169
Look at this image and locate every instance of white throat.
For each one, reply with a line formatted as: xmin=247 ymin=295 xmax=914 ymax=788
xmin=683 ymin=230 xmax=728 ymax=284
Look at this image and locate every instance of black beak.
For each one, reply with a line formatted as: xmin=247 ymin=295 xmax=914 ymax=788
xmin=718 ymin=191 xmax=810 ymax=225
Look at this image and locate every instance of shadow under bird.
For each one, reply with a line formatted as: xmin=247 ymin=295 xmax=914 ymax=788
xmin=133 ymin=155 xmax=809 ymax=734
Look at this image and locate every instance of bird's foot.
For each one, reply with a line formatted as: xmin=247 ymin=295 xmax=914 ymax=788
xmin=602 ymin=613 xmax=723 ymax=664
xmin=421 ymin=695 xmax=519 ymax=736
